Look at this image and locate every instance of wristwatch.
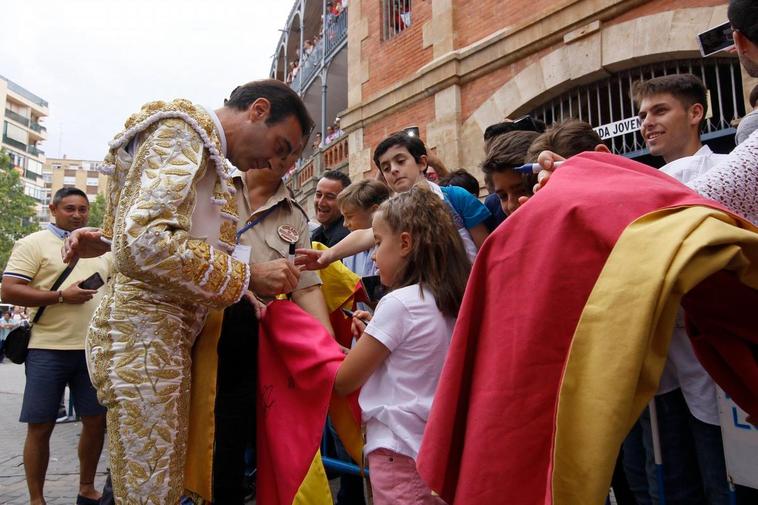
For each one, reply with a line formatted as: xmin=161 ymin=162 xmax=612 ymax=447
xmin=57 ymin=291 xmax=64 ymax=304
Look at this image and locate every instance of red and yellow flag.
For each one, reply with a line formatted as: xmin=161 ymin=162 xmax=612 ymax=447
xmin=257 ymin=300 xmax=361 ymax=505
xmin=417 ymin=152 xmax=758 ymax=505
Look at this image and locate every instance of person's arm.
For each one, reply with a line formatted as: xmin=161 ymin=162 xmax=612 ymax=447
xmin=447 ymin=186 xmax=491 ymax=249
xmin=112 ymin=119 xmax=249 ymax=309
xmin=292 ymin=284 xmax=334 ymax=336
xmin=1 ymin=277 xmax=97 ymax=307
xmin=296 ymin=228 xmax=374 ymax=270
xmin=2 ymin=237 xmax=97 ymax=307
xmin=62 ymin=227 xmax=111 ymax=264
xmin=688 ymin=129 xmax=758 ymax=225
xmin=334 ymin=332 xmax=390 ymax=396
xmin=468 ymin=223 xmax=489 ymax=250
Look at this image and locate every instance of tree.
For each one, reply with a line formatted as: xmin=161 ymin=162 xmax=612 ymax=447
xmin=0 ymin=149 xmax=38 ymax=273
xmin=88 ymin=192 xmax=106 ymax=229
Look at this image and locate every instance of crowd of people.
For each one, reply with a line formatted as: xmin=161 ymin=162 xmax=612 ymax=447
xmin=0 ymin=1 xmax=757 ymax=504
xmin=285 ymin=0 xmax=348 ymax=86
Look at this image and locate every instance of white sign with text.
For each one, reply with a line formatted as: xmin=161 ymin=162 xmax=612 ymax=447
xmin=593 ymin=116 xmax=641 ymax=140
xmin=718 ymin=389 xmax=758 ymax=489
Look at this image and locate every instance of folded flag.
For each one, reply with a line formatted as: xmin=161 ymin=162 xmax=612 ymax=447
xmin=417 ymin=152 xmax=758 ymax=505
xmin=257 ymin=300 xmax=357 ymax=505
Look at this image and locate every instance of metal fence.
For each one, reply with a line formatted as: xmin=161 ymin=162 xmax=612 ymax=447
xmin=382 ymin=0 xmax=411 ymax=40
xmin=528 ymin=58 xmax=747 ymax=157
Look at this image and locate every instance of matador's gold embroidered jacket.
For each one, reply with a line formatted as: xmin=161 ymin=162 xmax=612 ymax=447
xmin=86 ymin=100 xmax=250 ymax=504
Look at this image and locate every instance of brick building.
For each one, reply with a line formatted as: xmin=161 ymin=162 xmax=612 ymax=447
xmin=336 ymin=0 xmax=753 ymax=185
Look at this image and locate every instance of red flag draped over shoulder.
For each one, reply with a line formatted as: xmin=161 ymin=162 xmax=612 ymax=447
xmin=417 ymin=152 xmax=758 ymax=505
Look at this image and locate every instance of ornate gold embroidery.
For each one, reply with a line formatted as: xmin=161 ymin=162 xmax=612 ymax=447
xmin=87 ymin=100 xmax=250 ymax=504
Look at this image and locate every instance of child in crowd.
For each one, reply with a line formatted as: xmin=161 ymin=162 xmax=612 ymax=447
xmin=337 ymin=179 xmax=391 ymax=277
xmin=296 ymin=132 xmax=490 ymax=268
xmin=333 ymin=187 xmax=470 ymax=505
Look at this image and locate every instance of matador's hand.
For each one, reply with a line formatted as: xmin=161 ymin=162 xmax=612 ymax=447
xmin=62 ymin=227 xmax=111 ymax=265
xmin=250 ymin=259 xmax=301 ymax=297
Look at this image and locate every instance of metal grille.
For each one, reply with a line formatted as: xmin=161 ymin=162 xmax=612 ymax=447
xmin=383 ymin=0 xmax=412 ymax=40
xmin=528 ymin=58 xmax=747 ymax=157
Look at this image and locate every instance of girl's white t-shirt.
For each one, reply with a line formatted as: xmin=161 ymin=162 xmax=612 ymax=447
xmin=360 ymin=284 xmax=456 ymax=459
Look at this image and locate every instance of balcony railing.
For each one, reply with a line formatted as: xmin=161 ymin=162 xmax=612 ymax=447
xmin=2 ymin=135 xmax=26 ymax=151
xmin=27 ymin=145 xmax=44 ymax=157
xmin=0 ymin=74 xmax=48 ymax=108
xmin=5 ymin=108 xmax=30 ymax=127
xmin=288 ymin=135 xmax=349 ymax=194
xmin=299 ymin=42 xmax=323 ymax=89
xmin=325 ymin=10 xmax=348 ymax=57
xmin=323 ymin=135 xmax=348 ymax=169
xmin=29 ymin=121 xmax=46 ymax=134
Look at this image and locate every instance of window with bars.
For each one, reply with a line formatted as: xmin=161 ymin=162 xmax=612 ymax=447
xmin=383 ymin=0 xmax=412 ymax=40
xmin=527 ymin=58 xmax=746 ymax=158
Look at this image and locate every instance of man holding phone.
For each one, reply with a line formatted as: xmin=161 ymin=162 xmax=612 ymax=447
xmin=1 ymin=187 xmax=112 ymax=505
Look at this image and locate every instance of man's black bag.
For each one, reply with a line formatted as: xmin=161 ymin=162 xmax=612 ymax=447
xmin=5 ymin=265 xmax=74 ymax=364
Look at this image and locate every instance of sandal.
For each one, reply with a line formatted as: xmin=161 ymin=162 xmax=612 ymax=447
xmin=76 ymin=495 xmax=101 ymax=505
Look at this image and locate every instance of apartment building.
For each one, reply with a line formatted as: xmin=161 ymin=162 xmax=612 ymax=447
xmin=0 ymin=75 xmax=49 ymax=225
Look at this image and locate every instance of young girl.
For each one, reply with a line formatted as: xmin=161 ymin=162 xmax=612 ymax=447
xmin=333 ymin=187 xmax=470 ymax=505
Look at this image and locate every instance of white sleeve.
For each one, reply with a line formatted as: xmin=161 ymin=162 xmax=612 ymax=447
xmin=689 ymin=129 xmax=758 ymax=225
xmin=364 ymin=293 xmax=409 ymax=352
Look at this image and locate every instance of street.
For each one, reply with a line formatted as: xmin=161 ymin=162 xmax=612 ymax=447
xmin=0 ymin=360 xmax=108 ymax=505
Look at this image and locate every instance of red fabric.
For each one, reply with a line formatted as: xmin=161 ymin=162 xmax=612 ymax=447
xmin=416 ymin=152 xmax=727 ymax=505
xmin=257 ymin=300 xmax=345 ymax=505
xmin=684 ymin=270 xmax=758 ymax=418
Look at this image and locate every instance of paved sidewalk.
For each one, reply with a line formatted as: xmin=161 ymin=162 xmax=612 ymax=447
xmin=0 ymin=360 xmax=108 ymax=505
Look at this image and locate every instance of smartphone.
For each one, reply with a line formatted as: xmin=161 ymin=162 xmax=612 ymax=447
xmin=697 ymin=21 xmax=734 ymax=57
xmin=79 ymin=272 xmax=105 ymax=290
xmin=360 ymin=275 xmax=387 ymax=303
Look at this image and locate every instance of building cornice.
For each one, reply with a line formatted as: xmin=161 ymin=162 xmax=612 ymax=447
xmin=341 ymin=0 xmax=650 ymax=132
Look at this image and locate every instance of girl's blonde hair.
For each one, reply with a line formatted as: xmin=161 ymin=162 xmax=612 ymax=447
xmin=337 ymin=179 xmax=391 ymax=211
xmin=376 ymin=185 xmax=470 ymax=317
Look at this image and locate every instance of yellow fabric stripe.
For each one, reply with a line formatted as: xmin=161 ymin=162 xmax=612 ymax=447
xmin=183 ymin=309 xmax=225 ymax=501
xmin=292 ymin=449 xmax=334 ymax=505
xmin=552 ymin=207 xmax=758 ymax=505
xmin=312 ymin=242 xmax=362 ymax=313
xmin=330 ymin=396 xmax=364 ymax=465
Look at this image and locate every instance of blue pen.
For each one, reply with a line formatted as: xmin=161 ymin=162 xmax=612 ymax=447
xmin=514 ymin=161 xmax=564 ymax=174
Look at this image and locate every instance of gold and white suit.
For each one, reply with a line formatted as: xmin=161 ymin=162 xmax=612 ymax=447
xmin=86 ymin=100 xmax=250 ymax=504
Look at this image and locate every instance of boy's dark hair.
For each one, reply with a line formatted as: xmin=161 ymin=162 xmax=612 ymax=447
xmin=52 ymin=187 xmax=88 ymax=206
xmin=526 ymin=119 xmax=603 ymax=161
xmin=440 ymin=169 xmax=481 ymax=198
xmin=373 ymin=131 xmax=427 ymax=169
xmin=750 ymin=84 xmax=758 ymax=108
xmin=631 ymin=74 xmax=709 ymax=121
xmin=729 ymin=0 xmax=758 ymax=44
xmin=320 ymin=169 xmax=351 ymax=190
xmin=224 ymin=79 xmax=315 ymax=137
xmin=481 ymin=130 xmax=540 ymax=191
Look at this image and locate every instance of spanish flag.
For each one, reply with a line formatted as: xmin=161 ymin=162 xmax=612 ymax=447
xmin=256 ymin=300 xmax=360 ymax=505
xmin=417 ymin=152 xmax=758 ymax=505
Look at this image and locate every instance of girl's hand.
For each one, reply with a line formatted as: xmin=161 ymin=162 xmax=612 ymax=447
xmin=243 ymin=290 xmax=267 ymax=319
xmin=517 ymin=150 xmax=566 ymax=205
xmin=350 ymin=310 xmax=372 ymax=338
xmin=294 ymin=248 xmax=334 ymax=270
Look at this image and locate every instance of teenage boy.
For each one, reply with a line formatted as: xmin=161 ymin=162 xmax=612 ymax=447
xmin=480 ymin=130 xmax=540 ymax=216
xmin=297 ymin=132 xmax=490 ymax=268
xmin=634 ymin=74 xmax=731 ymax=505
